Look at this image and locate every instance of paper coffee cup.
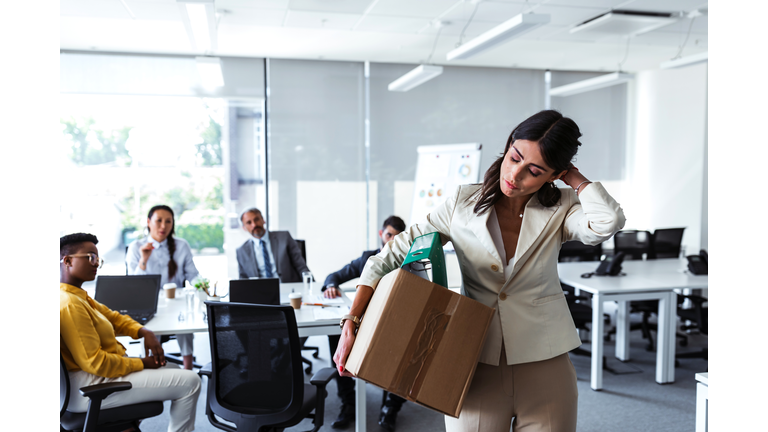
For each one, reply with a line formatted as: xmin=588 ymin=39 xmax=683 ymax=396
xmin=207 ymin=295 xmax=221 ymax=302
xmin=163 ymin=283 xmax=177 ymax=299
xmin=289 ymin=292 xmax=302 ymax=309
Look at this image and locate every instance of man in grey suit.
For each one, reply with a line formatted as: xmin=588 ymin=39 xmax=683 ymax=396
xmin=236 ymin=208 xmax=310 ymax=283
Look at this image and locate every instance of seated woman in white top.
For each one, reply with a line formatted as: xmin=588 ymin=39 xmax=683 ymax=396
xmin=127 ymin=204 xmax=200 ymax=370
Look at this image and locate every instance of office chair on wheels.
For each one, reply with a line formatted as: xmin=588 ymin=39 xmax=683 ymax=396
xmin=198 ymin=302 xmax=337 ymax=432
xmin=675 ymin=290 xmax=708 ymax=363
xmin=60 ymin=355 xmax=164 ymax=432
xmin=295 ymin=239 xmax=320 ymax=374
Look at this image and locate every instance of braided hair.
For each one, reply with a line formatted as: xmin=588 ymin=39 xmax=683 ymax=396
xmin=147 ymin=205 xmax=178 ymax=280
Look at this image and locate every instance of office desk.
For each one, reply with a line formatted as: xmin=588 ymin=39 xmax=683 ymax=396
xmin=558 ymin=258 xmax=708 ymax=391
xmin=145 ymin=283 xmax=369 ymax=432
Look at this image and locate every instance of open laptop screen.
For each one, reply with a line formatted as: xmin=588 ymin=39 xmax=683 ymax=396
xmin=230 ymin=278 xmax=280 ymax=305
xmin=95 ymin=275 xmax=161 ymax=315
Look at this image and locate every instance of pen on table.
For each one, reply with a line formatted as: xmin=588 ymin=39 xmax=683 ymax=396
xmin=302 ymin=302 xmax=341 ymax=307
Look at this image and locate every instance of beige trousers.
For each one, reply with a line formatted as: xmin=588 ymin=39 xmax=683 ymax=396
xmin=67 ymin=364 xmax=201 ymax=432
xmin=445 ymin=349 xmax=578 ymax=432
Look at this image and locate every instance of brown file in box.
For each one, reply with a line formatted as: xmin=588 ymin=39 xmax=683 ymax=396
xmin=345 ymin=269 xmax=495 ymax=418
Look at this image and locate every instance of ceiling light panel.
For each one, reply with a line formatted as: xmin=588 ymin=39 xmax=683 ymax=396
xmin=388 ymin=65 xmax=443 ymax=92
xmin=446 ymin=13 xmax=550 ymax=61
xmin=570 ymin=10 xmax=679 ymax=36
xmin=660 ymin=51 xmax=707 ymax=69
xmin=549 ymin=72 xmax=634 ymax=97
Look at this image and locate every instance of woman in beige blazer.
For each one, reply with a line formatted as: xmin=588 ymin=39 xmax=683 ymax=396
xmin=334 ymin=110 xmax=626 ymax=432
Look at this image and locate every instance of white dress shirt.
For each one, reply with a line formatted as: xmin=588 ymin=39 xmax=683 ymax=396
xmin=252 ymin=231 xmax=278 ymax=277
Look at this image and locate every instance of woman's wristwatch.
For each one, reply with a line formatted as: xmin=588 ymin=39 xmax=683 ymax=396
xmin=340 ymin=314 xmax=361 ymax=330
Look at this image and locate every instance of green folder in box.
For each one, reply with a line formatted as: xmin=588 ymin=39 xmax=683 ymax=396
xmin=400 ymin=232 xmax=447 ymax=288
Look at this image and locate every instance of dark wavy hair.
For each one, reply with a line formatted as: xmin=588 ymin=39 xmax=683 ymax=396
xmin=60 ymin=233 xmax=99 ymax=259
xmin=470 ymin=110 xmax=582 ymax=214
xmin=147 ymin=205 xmax=178 ymax=280
xmin=382 ymin=215 xmax=406 ymax=232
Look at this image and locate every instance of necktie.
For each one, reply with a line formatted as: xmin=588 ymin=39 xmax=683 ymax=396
xmin=260 ymin=240 xmax=274 ymax=278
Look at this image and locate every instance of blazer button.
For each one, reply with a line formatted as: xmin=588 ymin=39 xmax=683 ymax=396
xmin=491 ymin=264 xmax=499 ymax=272
xmin=499 ymin=292 xmax=507 ymax=301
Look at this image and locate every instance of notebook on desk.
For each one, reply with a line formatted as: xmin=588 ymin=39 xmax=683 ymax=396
xmin=95 ymin=275 xmax=161 ymax=324
xmin=230 ymin=278 xmax=280 ymax=305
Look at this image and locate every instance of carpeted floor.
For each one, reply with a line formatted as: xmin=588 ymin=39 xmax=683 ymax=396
xmin=137 ymin=315 xmax=708 ymax=432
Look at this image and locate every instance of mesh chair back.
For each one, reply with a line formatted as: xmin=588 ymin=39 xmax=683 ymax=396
xmin=206 ymin=302 xmax=304 ymax=429
xmin=61 ymin=355 xmax=71 ymax=417
xmin=613 ymin=230 xmax=652 ymax=260
xmin=651 ymin=228 xmax=685 ymax=259
xmin=558 ymin=241 xmax=603 ymax=262
xmin=295 ymin=239 xmax=306 ymax=261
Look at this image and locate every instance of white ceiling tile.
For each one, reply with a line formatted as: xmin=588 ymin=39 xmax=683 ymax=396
xmin=289 ymin=0 xmax=372 ymax=14
xmin=539 ymin=0 xmax=626 ymax=8
xmin=369 ymin=0 xmax=461 ymax=19
xmin=355 ymin=14 xmax=431 ymax=33
xmin=124 ymin=1 xmax=182 ymax=20
xmin=61 ymin=16 xmax=192 ymax=53
xmin=218 ymin=8 xmax=287 ymax=27
xmin=284 ymin=10 xmax=361 ymax=30
xmin=61 ymin=0 xmax=132 ymax=19
xmin=216 ymin=0 xmax=290 ymax=9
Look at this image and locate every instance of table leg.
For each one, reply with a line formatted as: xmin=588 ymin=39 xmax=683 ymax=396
xmin=591 ymin=293 xmax=604 ymax=390
xmin=696 ymin=382 xmax=708 ymax=432
xmin=356 ymin=378 xmax=366 ymax=432
xmin=615 ymin=300 xmax=630 ymax=361
xmin=656 ymin=292 xmax=677 ymax=384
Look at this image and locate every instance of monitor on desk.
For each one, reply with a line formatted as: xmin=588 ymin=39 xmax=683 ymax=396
xmin=94 ymin=275 xmax=161 ymax=324
xmin=230 ymin=278 xmax=280 ymax=305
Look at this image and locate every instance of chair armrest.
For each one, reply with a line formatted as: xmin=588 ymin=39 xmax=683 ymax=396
xmin=310 ymin=367 xmax=338 ymax=386
xmin=79 ymin=382 xmax=132 ymax=400
xmin=198 ymin=362 xmax=212 ymax=378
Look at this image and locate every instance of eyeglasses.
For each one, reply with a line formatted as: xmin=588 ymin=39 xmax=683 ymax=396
xmin=61 ymin=253 xmax=105 ymax=269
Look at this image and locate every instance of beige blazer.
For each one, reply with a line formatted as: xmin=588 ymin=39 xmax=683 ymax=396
xmin=359 ymin=182 xmax=626 ymax=366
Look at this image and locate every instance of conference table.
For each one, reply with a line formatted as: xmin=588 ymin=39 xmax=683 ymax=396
xmin=143 ymin=282 xmax=370 ymax=432
xmin=558 ymin=258 xmax=708 ymax=391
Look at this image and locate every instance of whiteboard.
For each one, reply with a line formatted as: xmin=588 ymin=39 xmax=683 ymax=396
xmin=409 ymin=143 xmax=482 ymax=226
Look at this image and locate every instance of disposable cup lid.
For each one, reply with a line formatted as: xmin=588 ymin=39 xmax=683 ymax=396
xmin=163 ymin=283 xmax=177 ymax=289
xmin=288 ymin=293 xmax=302 ymax=299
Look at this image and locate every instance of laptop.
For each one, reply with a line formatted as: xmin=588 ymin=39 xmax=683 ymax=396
xmin=95 ymin=275 xmax=162 ymax=324
xmin=230 ymin=278 xmax=281 ymax=305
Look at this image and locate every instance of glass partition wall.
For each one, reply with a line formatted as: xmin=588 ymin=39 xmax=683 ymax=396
xmin=60 ymin=52 xmax=628 ymax=288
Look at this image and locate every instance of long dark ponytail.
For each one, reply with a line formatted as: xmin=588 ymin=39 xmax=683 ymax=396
xmin=147 ymin=205 xmax=178 ymax=280
xmin=471 ymin=110 xmax=582 ymax=214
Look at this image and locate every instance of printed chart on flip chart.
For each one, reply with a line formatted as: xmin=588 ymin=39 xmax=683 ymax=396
xmin=410 ymin=143 xmax=482 ymax=228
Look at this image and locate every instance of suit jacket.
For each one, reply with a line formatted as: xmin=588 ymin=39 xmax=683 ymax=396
xmin=236 ymin=231 xmax=311 ymax=283
xmin=322 ymin=249 xmax=380 ymax=291
xmin=359 ymin=182 xmax=626 ymax=366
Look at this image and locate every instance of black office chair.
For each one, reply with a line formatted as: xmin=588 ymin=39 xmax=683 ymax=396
xmin=650 ymin=227 xmax=686 ymax=259
xmin=613 ymin=230 xmax=652 ymax=260
xmin=295 ymin=238 xmax=320 ymax=374
xmin=675 ymin=291 xmax=708 ymax=362
xmin=558 ymin=241 xmax=611 ymax=359
xmin=198 ymin=302 xmax=337 ymax=432
xmin=60 ymin=355 xmax=164 ymax=432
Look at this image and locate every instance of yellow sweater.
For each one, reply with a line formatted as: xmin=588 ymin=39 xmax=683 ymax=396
xmin=60 ymin=283 xmax=144 ymax=378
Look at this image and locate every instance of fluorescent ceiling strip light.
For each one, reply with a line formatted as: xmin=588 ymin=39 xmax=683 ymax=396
xmin=660 ymin=51 xmax=708 ymax=69
xmin=446 ymin=13 xmax=550 ymax=61
xmin=186 ymin=4 xmax=211 ymax=52
xmin=388 ymin=65 xmax=443 ymax=92
xmin=549 ymin=72 xmax=634 ymax=97
xmin=196 ymin=57 xmax=225 ymax=88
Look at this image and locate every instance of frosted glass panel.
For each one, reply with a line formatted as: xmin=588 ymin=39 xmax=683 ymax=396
xmin=550 ymin=71 xmax=627 ymax=182
xmin=369 ymin=63 xmax=546 ymax=224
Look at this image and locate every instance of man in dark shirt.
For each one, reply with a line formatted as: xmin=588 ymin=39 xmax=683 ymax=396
xmin=323 ymin=216 xmax=408 ymax=431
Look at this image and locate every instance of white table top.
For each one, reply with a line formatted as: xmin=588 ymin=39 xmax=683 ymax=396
xmin=557 ymin=258 xmax=708 ymax=295
xmin=145 ymin=282 xmax=351 ymax=336
xmin=696 ymin=372 xmax=708 ymax=385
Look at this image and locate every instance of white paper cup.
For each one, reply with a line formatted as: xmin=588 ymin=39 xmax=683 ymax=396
xmin=163 ymin=283 xmax=177 ymax=299
xmin=289 ymin=292 xmax=302 ymax=309
xmin=207 ymin=295 xmax=221 ymax=302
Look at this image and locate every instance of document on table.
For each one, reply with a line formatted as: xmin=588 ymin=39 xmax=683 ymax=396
xmin=313 ymin=305 xmax=350 ymax=321
xmin=308 ymin=294 xmax=345 ymax=305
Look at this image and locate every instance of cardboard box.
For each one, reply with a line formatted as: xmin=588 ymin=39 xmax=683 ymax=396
xmin=345 ymin=269 xmax=495 ymax=418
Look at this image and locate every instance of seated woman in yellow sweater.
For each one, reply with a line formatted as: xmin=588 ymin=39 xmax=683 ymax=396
xmin=60 ymin=233 xmax=201 ymax=432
